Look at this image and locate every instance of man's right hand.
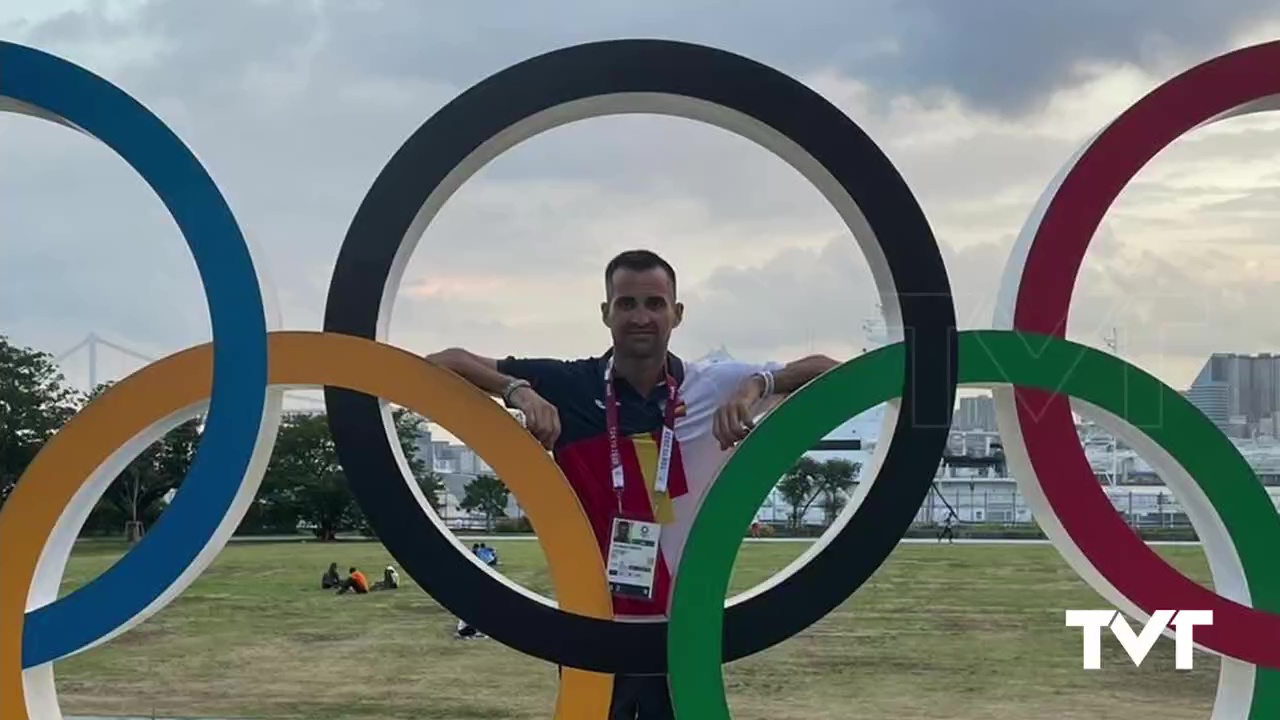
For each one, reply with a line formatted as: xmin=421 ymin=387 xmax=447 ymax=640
xmin=510 ymin=386 xmax=561 ymax=450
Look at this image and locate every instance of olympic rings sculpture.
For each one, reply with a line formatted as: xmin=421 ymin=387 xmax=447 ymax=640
xmin=2 ymin=35 xmax=1280 ymax=720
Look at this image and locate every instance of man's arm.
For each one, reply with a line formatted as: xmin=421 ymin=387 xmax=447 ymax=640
xmin=424 ymin=348 xmax=566 ymax=449
xmin=756 ymin=354 xmax=841 ymax=395
xmin=712 ymin=354 xmax=841 ymax=450
xmin=424 ymin=348 xmax=517 ymax=397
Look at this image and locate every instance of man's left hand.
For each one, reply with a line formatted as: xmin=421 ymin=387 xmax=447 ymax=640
xmin=713 ymin=376 xmax=766 ymax=450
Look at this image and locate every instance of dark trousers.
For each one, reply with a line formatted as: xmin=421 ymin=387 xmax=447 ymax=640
xmin=556 ymin=669 xmax=673 ymax=719
xmin=610 ymin=674 xmax=673 ymax=719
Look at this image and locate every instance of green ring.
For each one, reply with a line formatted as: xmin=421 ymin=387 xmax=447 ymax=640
xmin=668 ymin=329 xmax=1280 ymax=719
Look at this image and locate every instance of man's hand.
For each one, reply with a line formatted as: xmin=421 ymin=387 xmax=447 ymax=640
xmin=713 ymin=375 xmax=767 ymax=450
xmin=510 ymin=386 xmax=562 ymax=450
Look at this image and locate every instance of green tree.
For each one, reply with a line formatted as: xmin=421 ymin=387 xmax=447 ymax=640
xmin=258 ymin=412 xmax=353 ymax=541
xmin=0 ymin=336 xmax=81 ymax=508
xmin=776 ymin=456 xmax=821 ymax=530
xmin=460 ymin=473 xmax=509 ymax=531
xmin=249 ymin=407 xmax=437 ymax=539
xmin=79 ymin=382 xmax=202 ymax=541
xmin=775 ymin=457 xmax=862 ymax=530
xmin=350 ymin=408 xmax=442 ymax=537
xmin=816 ymin=458 xmax=860 ymax=526
xmin=391 ymin=408 xmax=443 ymax=511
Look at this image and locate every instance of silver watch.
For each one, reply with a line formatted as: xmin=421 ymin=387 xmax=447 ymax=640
xmin=502 ymin=378 xmax=532 ymax=408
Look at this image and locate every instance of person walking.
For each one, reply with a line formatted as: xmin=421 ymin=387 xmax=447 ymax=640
xmin=938 ymin=511 xmax=956 ymax=544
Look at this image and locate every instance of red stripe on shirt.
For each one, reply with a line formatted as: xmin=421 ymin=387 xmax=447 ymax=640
xmin=554 ymin=430 xmax=688 ymax=616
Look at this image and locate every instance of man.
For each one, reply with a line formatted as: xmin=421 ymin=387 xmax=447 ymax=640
xmin=938 ymin=510 xmax=956 ymax=545
xmin=426 ymin=249 xmax=837 ymax=719
xmin=337 ymin=566 xmax=369 ymax=595
xmin=614 ymin=519 xmax=633 ymax=543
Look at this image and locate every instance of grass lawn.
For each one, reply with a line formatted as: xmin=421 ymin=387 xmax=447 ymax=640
xmin=50 ymin=538 xmax=1220 ymax=719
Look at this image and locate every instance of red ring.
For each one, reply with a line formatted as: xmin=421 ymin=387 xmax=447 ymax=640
xmin=1011 ymin=41 xmax=1280 ymax=667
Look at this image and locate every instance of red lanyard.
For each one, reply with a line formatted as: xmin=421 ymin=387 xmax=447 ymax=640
xmin=604 ymin=356 xmax=680 ymax=512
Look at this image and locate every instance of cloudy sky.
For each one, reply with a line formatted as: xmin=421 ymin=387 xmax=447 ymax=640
xmin=4 ymin=0 xmax=1280 ymax=408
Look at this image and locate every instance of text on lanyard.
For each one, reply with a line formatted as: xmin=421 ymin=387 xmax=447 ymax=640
xmin=603 ymin=356 xmax=680 ymax=504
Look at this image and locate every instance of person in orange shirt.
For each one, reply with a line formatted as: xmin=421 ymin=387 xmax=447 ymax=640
xmin=337 ymin=566 xmax=370 ymax=595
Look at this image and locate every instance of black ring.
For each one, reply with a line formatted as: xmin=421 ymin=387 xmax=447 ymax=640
xmin=323 ymin=38 xmax=957 ymax=675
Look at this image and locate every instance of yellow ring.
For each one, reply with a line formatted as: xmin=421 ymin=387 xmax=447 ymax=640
xmin=0 ymin=330 xmax=613 ymax=720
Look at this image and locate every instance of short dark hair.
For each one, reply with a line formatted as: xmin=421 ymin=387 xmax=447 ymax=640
xmin=604 ymin=249 xmax=677 ymax=297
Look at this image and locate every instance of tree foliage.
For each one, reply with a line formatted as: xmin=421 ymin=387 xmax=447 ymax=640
xmin=252 ymin=407 xmax=440 ymax=540
xmin=460 ymin=473 xmax=509 ymax=531
xmin=258 ymin=411 xmax=351 ymax=540
xmin=391 ymin=408 xmax=444 ymax=512
xmin=775 ymin=456 xmax=862 ymax=529
xmin=777 ymin=457 xmax=820 ymax=530
xmin=0 ymin=332 xmax=440 ymax=541
xmin=816 ymin=458 xmax=859 ymax=525
xmin=77 ymin=382 xmax=202 ymax=541
xmin=0 ymin=336 xmax=81 ymax=508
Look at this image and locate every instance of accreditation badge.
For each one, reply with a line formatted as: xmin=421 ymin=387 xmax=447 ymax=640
xmin=605 ymin=515 xmax=662 ymax=601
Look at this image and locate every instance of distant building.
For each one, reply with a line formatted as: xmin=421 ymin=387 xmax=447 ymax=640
xmin=1187 ymin=353 xmax=1280 ymax=438
xmin=410 ymin=425 xmax=493 ymax=477
xmin=953 ymin=394 xmax=996 ymax=432
xmin=944 ymin=429 xmax=1002 ymax=460
xmin=1182 ymin=382 xmax=1230 ymax=431
xmin=1260 ymin=416 xmax=1275 ymax=440
xmin=413 ymin=426 xmax=435 ymax=465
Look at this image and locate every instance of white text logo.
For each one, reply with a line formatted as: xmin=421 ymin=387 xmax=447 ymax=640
xmin=1065 ymin=609 xmax=1213 ymax=669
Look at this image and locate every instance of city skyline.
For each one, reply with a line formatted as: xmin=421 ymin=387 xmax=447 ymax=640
xmin=42 ymin=329 xmax=1280 ymax=444
xmin=1184 ymin=351 xmax=1280 ymax=439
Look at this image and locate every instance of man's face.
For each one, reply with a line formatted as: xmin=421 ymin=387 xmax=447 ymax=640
xmin=601 ymin=267 xmax=683 ymax=361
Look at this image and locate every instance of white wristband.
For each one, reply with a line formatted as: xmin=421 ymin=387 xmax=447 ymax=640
xmin=753 ymin=370 xmax=775 ymax=398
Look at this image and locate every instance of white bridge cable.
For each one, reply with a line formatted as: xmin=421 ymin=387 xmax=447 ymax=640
xmin=53 ymin=332 xmax=326 ymax=407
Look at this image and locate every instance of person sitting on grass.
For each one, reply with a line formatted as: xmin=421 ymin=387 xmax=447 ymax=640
xmin=477 ymin=543 xmax=498 ymax=567
xmin=373 ymin=565 xmax=400 ymax=591
xmin=337 ymin=566 xmax=370 ymax=595
xmin=321 ymin=562 xmax=341 ymax=590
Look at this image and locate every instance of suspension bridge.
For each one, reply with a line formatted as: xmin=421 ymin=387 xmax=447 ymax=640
xmin=53 ymin=332 xmax=327 ymax=410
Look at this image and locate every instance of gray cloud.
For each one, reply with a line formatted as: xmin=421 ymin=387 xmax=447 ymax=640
xmin=3 ymin=0 xmax=1280 ymax=397
xmin=313 ymin=1 xmax=1280 ymax=115
xmin=879 ymin=0 xmax=1279 ymax=113
xmin=22 ymin=1 xmax=1276 ymax=115
xmin=673 ymin=224 xmax=1280 ymax=390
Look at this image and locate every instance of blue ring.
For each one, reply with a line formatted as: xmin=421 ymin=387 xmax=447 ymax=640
xmin=0 ymin=42 xmax=270 ymax=668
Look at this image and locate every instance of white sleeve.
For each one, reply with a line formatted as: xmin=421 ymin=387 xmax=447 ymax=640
xmin=697 ymin=359 xmax=787 ymax=408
